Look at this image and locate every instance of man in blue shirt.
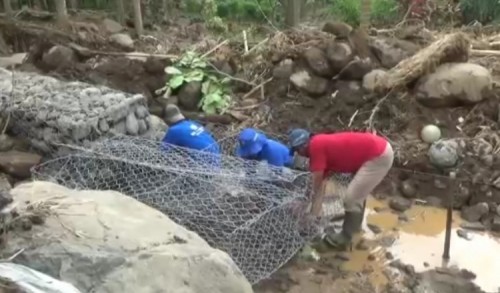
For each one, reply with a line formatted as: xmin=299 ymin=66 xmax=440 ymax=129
xmin=162 ymin=104 xmax=220 ymax=167
xmin=236 ymin=128 xmax=293 ymax=168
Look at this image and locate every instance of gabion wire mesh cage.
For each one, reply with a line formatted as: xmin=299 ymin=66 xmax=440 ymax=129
xmin=33 ymin=134 xmax=352 ymax=284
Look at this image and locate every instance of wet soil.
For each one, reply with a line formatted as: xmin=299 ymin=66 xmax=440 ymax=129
xmin=254 ymin=195 xmax=500 ymax=293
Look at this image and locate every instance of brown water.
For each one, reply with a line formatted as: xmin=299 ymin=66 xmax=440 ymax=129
xmin=341 ymin=198 xmax=500 ymax=292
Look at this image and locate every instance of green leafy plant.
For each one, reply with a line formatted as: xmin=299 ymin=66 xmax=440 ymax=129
xmin=160 ymin=51 xmax=232 ymax=115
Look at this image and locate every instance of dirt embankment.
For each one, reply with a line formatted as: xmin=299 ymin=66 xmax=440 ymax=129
xmin=2 ymin=17 xmax=500 ymax=229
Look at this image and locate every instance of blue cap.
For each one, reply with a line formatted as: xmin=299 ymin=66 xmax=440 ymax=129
xmin=288 ymin=128 xmax=310 ymax=149
xmin=237 ymin=128 xmax=266 ymax=157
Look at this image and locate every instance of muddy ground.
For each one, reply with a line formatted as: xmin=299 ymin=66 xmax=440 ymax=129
xmin=1 ymin=15 xmax=500 ymax=292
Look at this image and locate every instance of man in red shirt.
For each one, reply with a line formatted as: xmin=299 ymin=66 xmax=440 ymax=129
xmin=288 ymin=129 xmax=394 ymax=249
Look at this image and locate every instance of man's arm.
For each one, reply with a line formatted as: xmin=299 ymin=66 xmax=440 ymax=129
xmin=308 ymin=140 xmax=327 ymax=217
xmin=309 ymin=171 xmax=325 ymax=217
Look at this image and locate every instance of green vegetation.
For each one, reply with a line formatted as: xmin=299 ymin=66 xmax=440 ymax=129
xmin=162 ymin=52 xmax=232 ymax=115
xmin=459 ymin=0 xmax=500 ymax=25
xmin=328 ymin=0 xmax=399 ymax=27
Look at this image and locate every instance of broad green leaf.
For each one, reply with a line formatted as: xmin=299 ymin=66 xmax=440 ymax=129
xmin=169 ymin=75 xmax=185 ymax=89
xmin=165 ymin=66 xmax=182 ymax=75
xmin=185 ymin=69 xmax=205 ymax=82
xmin=201 ymin=81 xmax=210 ymax=95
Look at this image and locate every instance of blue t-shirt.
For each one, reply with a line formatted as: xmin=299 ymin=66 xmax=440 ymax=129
xmin=256 ymin=139 xmax=293 ymax=167
xmin=162 ymin=120 xmax=220 ymax=154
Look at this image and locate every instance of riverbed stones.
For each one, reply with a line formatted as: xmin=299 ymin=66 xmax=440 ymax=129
xmin=428 ymin=139 xmax=459 ymax=169
xmin=400 ymin=179 xmax=417 ymax=198
xmin=325 ymin=41 xmax=353 ymax=73
xmin=0 ymin=68 xmax=152 ymax=153
xmin=389 ymin=197 xmax=412 ymax=212
xmin=461 ymin=202 xmax=489 ymax=222
xmin=322 ymin=21 xmax=352 ymax=38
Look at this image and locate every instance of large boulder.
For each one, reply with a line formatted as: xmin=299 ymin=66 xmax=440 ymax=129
xmin=370 ymin=38 xmax=419 ymax=68
xmin=325 ymin=41 xmax=354 ymax=74
xmin=4 ymin=181 xmax=253 ymax=293
xmin=303 ymin=47 xmax=334 ymax=77
xmin=290 ymin=70 xmax=329 ymax=97
xmin=415 ymin=63 xmax=493 ymax=108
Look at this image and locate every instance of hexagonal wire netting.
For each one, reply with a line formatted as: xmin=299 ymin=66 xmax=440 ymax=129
xmin=32 ymin=133 xmax=352 ymax=284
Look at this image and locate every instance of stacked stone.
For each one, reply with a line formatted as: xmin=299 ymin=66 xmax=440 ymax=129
xmin=0 ymin=68 xmax=154 ymax=153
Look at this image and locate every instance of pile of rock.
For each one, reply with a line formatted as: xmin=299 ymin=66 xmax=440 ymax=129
xmin=0 ymin=68 xmax=157 ymax=153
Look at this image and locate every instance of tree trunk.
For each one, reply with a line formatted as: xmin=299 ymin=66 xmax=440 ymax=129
xmin=284 ymin=0 xmax=300 ymax=27
xmin=33 ymin=0 xmax=45 ymax=10
xmin=360 ymin=0 xmax=371 ymax=29
xmin=54 ymin=0 xmax=69 ymax=25
xmin=132 ymin=0 xmax=143 ymax=36
xmin=67 ymin=0 xmax=77 ymax=10
xmin=115 ymin=0 xmax=125 ymax=23
xmin=2 ymin=0 xmax=12 ymax=17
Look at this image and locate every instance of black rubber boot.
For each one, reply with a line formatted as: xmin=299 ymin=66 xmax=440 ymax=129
xmin=324 ymin=201 xmax=365 ymax=250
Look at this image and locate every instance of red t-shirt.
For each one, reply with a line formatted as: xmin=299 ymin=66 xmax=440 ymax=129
xmin=308 ymin=132 xmax=387 ymax=174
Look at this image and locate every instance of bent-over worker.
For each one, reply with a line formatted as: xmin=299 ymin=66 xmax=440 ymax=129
xmin=236 ymin=128 xmax=293 ymax=168
xmin=288 ymin=129 xmax=394 ymax=249
xmin=162 ymin=104 xmax=220 ymax=153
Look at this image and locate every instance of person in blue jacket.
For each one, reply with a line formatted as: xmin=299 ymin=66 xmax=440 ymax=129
xmin=162 ymin=104 xmax=220 ymax=167
xmin=236 ymin=128 xmax=293 ymax=168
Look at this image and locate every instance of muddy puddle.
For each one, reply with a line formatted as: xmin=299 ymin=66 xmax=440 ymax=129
xmin=255 ymin=197 xmax=500 ymax=293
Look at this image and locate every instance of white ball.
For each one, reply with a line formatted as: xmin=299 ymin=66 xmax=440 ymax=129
xmin=421 ymin=125 xmax=441 ymax=143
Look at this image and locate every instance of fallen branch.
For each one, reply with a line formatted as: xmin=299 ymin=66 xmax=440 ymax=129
xmin=470 ymin=49 xmax=500 ymax=56
xmin=201 ymin=39 xmax=229 ymax=59
xmin=208 ymin=62 xmax=256 ymax=86
xmin=365 ymin=92 xmax=396 ymax=132
xmin=68 ymin=43 xmax=178 ymax=59
xmin=241 ymin=77 xmax=273 ymax=101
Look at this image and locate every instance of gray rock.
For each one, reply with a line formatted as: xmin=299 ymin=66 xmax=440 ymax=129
xmin=135 ymin=105 xmax=149 ymax=119
xmin=369 ymin=38 xmax=419 ymax=68
xmin=415 ymin=63 xmax=493 ymax=108
xmin=461 ymin=202 xmax=489 ymax=222
xmin=325 ymin=41 xmax=353 ymax=73
xmin=125 ymin=112 xmax=139 ymax=135
xmin=303 ymin=47 xmax=333 ymax=77
xmin=98 ymin=119 xmax=109 ymax=132
xmin=389 ymin=197 xmax=412 ymax=212
xmin=400 ymin=179 xmax=417 ymax=198
xmin=178 ymin=81 xmax=202 ymax=111
xmin=460 ymin=221 xmax=486 ymax=231
xmin=456 ymin=229 xmax=472 ymax=240
xmin=110 ymin=33 xmax=134 ymax=49
xmin=102 ymin=18 xmax=123 ymax=34
xmin=322 ymin=21 xmax=352 ymax=38
xmin=42 ymin=46 xmax=76 ymax=70
xmin=137 ymin=119 xmax=147 ymax=134
xmin=497 ymin=205 xmax=500 ymax=217
xmin=272 ymin=59 xmax=294 ymax=79
xmin=338 ymin=57 xmax=373 ymax=80
xmin=0 ymin=151 xmax=42 ymax=179
xmin=290 ymin=71 xmax=329 ymax=97
xmin=428 ymin=139 xmax=459 ymax=169
xmin=362 ymin=69 xmax=387 ymax=92
xmin=492 ymin=215 xmax=500 ymax=232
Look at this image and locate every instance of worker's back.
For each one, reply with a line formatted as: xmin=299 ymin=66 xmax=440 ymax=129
xmin=162 ymin=119 xmax=220 ymax=154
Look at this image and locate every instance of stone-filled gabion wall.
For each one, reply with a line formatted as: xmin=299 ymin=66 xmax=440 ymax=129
xmin=0 ymin=68 xmax=154 ymax=153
